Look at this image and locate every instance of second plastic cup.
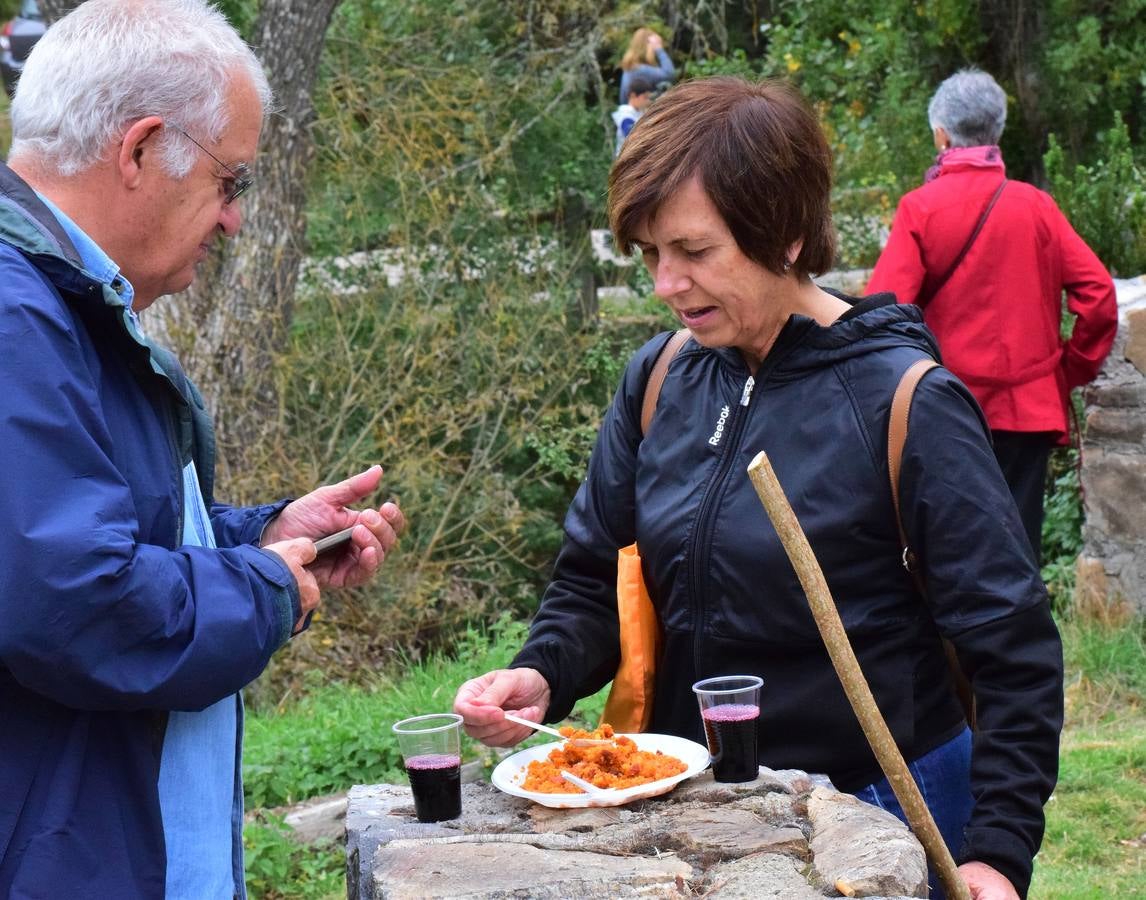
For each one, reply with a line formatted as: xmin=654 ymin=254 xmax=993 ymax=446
xmin=692 ymin=675 xmax=763 ymax=783
xmin=392 ymin=713 xmax=463 ymax=822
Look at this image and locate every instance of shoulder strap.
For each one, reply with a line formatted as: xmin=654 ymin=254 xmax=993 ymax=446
xmin=918 ymin=179 xmax=1007 ymax=307
xmin=640 ymin=329 xmax=691 ymax=436
xmin=889 ymin=359 xmax=940 ymax=578
xmin=889 ymin=358 xmax=977 ymax=728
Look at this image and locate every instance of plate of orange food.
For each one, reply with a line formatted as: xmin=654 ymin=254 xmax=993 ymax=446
xmin=490 ymin=724 xmax=711 ymax=808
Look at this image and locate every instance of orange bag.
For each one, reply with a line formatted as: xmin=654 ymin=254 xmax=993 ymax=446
xmin=599 ymin=331 xmax=689 ymax=734
xmin=601 ymin=543 xmax=660 ymax=733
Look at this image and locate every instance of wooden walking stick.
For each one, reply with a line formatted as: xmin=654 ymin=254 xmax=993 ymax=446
xmin=747 ymin=451 xmax=971 ymax=900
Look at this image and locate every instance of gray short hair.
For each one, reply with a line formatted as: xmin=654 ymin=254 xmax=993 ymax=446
xmin=9 ymin=0 xmax=273 ymax=178
xmin=927 ymin=69 xmax=1006 ymax=147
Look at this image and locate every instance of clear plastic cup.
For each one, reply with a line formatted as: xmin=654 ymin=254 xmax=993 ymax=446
xmin=692 ymin=675 xmax=763 ymax=783
xmin=392 ymin=713 xmax=463 ymax=822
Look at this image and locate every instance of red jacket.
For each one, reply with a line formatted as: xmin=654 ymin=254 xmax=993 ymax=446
xmin=866 ymin=150 xmax=1117 ymax=442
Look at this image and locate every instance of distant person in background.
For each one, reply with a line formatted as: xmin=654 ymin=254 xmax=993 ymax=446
xmin=612 ymin=74 xmax=655 ymax=156
xmin=866 ymin=69 xmax=1117 ymax=563
xmin=619 ymin=26 xmax=675 ymax=105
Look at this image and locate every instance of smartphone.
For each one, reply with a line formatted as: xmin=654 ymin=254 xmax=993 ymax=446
xmin=312 ymin=526 xmax=355 ymax=555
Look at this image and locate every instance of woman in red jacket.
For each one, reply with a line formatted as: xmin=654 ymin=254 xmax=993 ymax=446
xmin=867 ymin=69 xmax=1117 ymax=563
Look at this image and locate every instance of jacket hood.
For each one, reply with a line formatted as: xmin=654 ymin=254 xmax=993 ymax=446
xmin=706 ymin=291 xmax=942 ymax=379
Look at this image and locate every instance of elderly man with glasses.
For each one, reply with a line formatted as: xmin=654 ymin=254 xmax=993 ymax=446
xmin=0 ymin=1 xmax=405 ymax=897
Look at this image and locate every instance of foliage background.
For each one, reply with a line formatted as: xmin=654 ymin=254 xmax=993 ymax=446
xmin=222 ymin=0 xmax=1145 ymax=703
xmin=4 ymin=0 xmax=1140 ymax=757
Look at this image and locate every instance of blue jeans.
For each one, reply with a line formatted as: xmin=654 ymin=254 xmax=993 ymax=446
xmin=853 ymin=728 xmax=973 ymax=900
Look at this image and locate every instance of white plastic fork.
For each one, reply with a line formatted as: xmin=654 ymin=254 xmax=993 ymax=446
xmin=560 ymin=769 xmax=615 ymax=796
xmin=503 ymin=713 xmax=614 ymax=746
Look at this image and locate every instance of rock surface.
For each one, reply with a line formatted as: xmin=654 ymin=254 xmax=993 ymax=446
xmin=1079 ymin=275 xmax=1146 ymax=620
xmin=345 ymin=767 xmax=926 ymax=899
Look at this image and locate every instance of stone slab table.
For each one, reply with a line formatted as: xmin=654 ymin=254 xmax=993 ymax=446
xmin=346 ymin=766 xmax=927 ymax=899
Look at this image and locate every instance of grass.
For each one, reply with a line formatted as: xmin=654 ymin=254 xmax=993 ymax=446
xmin=1034 ymin=717 xmax=1146 ymax=897
xmin=244 ymin=615 xmax=532 ymax=809
xmin=244 ymin=615 xmax=610 ymax=807
xmin=1028 ymin=615 xmax=1146 ymax=898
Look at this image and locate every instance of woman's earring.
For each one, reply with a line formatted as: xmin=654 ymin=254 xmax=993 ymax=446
xmin=782 ymin=258 xmax=793 ymax=274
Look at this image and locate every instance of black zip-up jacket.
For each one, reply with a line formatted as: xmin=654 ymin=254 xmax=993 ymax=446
xmin=512 ymin=296 xmax=1062 ymax=897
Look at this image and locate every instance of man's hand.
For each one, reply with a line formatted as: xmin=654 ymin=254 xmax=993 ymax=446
xmin=261 ymin=537 xmax=320 ymax=633
xmin=958 ymin=862 xmax=1020 ymax=900
xmin=260 ymin=465 xmax=406 ymax=588
xmin=454 ymin=667 xmax=552 ymax=747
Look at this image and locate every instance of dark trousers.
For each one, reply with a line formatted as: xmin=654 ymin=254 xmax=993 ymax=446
xmin=991 ymin=430 xmax=1054 ymax=567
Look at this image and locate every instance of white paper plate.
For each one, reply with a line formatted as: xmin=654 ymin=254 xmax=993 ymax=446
xmin=490 ymin=732 xmax=711 ymax=809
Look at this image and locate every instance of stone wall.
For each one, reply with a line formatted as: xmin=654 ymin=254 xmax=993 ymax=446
xmin=345 ymin=767 xmax=928 ymax=899
xmin=1077 ymin=275 xmax=1146 ymax=619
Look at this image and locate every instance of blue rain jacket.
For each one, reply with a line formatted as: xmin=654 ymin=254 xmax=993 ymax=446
xmin=0 ymin=162 xmax=299 ymax=898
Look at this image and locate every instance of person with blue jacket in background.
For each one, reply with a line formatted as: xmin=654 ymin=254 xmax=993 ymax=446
xmin=618 ymin=26 xmax=675 ymax=105
xmin=0 ymin=1 xmax=405 ymax=897
xmin=612 ymin=74 xmax=656 ymax=157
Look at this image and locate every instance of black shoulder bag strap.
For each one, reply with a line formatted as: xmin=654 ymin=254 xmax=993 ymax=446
xmin=918 ymin=178 xmax=1007 ymax=307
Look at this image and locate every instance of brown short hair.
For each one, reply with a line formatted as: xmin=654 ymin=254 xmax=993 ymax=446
xmin=608 ymin=76 xmax=836 ymax=277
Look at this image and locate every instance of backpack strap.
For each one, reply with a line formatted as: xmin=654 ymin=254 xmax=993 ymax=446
xmin=889 ymin=358 xmax=976 ymax=728
xmin=889 ymin=359 xmax=940 ymax=579
xmin=640 ymin=329 xmax=691 ymax=436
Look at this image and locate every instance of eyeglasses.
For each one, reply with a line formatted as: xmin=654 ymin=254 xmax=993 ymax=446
xmin=171 ymin=126 xmax=253 ymax=205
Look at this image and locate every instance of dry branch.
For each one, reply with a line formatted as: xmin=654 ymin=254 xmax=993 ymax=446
xmin=746 ymin=451 xmax=970 ymax=900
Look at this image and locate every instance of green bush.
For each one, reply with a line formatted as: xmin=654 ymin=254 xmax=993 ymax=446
xmin=306 ymin=0 xmax=614 ymax=257
xmin=1045 ymin=112 xmax=1146 ymax=276
xmin=1042 ymin=447 xmax=1084 ymax=610
xmin=1039 ymin=1 xmax=1146 ymax=169
xmin=251 ymin=250 xmax=652 ymax=694
xmin=243 ymin=815 xmax=343 ymax=900
xmin=233 ymin=0 xmax=685 ymax=702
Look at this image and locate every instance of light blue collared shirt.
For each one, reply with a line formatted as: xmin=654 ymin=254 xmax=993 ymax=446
xmin=36 ymin=192 xmax=135 ymax=312
xmin=160 ymin=461 xmax=245 ymax=900
xmin=39 ymin=197 xmax=245 ymax=899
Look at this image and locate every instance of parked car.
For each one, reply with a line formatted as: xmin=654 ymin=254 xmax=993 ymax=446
xmin=1 ymin=0 xmax=45 ymax=99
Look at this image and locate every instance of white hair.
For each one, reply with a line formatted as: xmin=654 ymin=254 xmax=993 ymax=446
xmin=927 ymin=69 xmax=1007 ymax=148
xmin=9 ymin=0 xmax=273 ymax=178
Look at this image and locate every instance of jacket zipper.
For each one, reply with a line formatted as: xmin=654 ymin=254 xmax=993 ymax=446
xmin=689 ymin=372 xmax=756 ymax=672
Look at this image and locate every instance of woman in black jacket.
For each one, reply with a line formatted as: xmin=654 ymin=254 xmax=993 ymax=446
xmin=454 ymin=76 xmax=1061 ymax=900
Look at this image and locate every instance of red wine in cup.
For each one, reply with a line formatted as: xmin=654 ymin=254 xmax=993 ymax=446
xmin=702 ymin=704 xmax=760 ymax=783
xmin=404 ymin=753 xmax=462 ymax=822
